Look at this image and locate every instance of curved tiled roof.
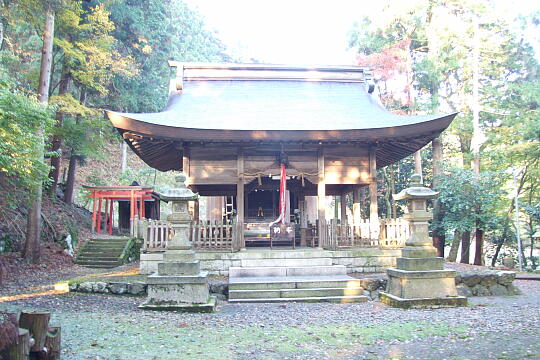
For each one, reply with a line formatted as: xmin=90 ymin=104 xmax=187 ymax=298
xmin=106 ymin=63 xmax=457 ymax=171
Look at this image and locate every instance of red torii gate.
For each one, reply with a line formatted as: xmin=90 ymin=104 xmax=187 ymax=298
xmin=83 ymin=185 xmax=155 ymax=235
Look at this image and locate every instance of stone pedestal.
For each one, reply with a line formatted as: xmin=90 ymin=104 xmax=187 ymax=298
xmin=140 ymin=174 xmax=216 ymax=312
xmin=379 ymin=174 xmax=467 ymax=308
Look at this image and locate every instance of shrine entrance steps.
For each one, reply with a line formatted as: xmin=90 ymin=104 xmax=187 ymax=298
xmin=76 ymin=236 xmax=131 ymax=268
xmin=228 ymin=252 xmax=369 ymax=303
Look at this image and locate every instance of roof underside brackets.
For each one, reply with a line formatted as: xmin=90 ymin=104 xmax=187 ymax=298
xmin=168 ymin=60 xmax=184 ymax=93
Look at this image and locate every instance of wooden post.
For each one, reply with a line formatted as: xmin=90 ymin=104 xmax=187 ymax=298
xmin=44 ymin=326 xmax=61 ymax=360
xmin=340 ymin=192 xmax=348 ymax=224
xmin=104 ymin=198 xmax=109 ymax=234
xmin=317 ymin=148 xmax=326 ymax=248
xmin=129 ymin=190 xmax=134 ymax=220
xmin=193 ymin=200 xmax=200 ymax=222
xmin=19 ymin=310 xmax=50 ymax=353
xmin=183 ymin=145 xmax=190 ymax=186
xmin=369 ymin=147 xmax=379 ymax=239
xmin=91 ymin=191 xmax=97 ymax=233
xmin=237 ymin=149 xmax=245 ymax=249
xmin=1 ymin=328 xmax=30 ymax=360
xmin=298 ymin=192 xmax=307 ymax=246
xmin=108 ymin=199 xmax=114 ymax=235
xmin=97 ymin=195 xmax=103 ymax=234
xmin=353 ymin=186 xmax=361 ymax=234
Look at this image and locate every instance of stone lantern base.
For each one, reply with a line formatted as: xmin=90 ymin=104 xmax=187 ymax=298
xmin=379 ymin=260 xmax=467 ymax=309
xmin=139 ymin=250 xmax=217 ymax=312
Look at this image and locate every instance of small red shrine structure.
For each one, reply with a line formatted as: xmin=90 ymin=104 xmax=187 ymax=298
xmin=83 ymin=185 xmax=161 ymax=235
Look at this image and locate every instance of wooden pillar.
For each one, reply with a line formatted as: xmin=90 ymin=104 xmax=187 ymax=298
xmin=193 ymin=200 xmax=200 ymax=222
xmin=369 ymin=147 xmax=380 ymax=239
xmin=104 ymin=198 xmax=109 ymax=233
xmin=340 ymin=193 xmax=348 ymax=224
xmin=317 ymin=148 xmax=326 ymax=248
xmin=109 ymin=198 xmax=114 ymax=234
xmin=183 ymin=145 xmax=190 ymax=185
xmin=91 ymin=191 xmax=97 ymax=233
xmin=97 ymin=195 xmax=103 ymax=234
xmin=352 ymin=187 xmax=361 ymax=236
xmin=298 ymin=191 xmax=307 ymax=246
xmin=237 ymin=149 xmax=245 ymax=248
xmin=129 ymin=190 xmax=134 ymax=219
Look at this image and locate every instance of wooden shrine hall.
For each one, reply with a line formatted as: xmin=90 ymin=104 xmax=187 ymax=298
xmin=106 ymin=62 xmax=456 ymax=251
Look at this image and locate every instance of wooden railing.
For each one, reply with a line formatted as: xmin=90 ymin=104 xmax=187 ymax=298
xmin=310 ymin=218 xmax=409 ymax=250
xmin=137 ymin=217 xmax=408 ymax=252
xmin=138 ymin=218 xmax=173 ymax=250
xmin=138 ymin=219 xmax=241 ymax=251
xmin=191 ymin=220 xmax=239 ymax=251
xmin=379 ymin=218 xmax=409 ymax=248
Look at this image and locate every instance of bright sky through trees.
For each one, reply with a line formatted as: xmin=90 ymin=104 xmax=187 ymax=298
xmin=185 ymin=0 xmax=540 ymax=64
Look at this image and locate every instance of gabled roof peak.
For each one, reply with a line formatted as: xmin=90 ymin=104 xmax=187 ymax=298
xmin=168 ymin=61 xmax=372 ymax=83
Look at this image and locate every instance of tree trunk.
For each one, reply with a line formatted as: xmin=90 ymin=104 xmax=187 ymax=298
xmin=474 ymin=226 xmax=484 ymax=265
xmin=448 ymin=230 xmax=461 ymax=262
xmin=44 ymin=326 xmax=61 ymax=360
xmin=63 ymin=89 xmax=86 ymax=204
xmin=19 ymin=311 xmax=50 ymax=353
xmin=389 ymin=164 xmax=396 ymax=219
xmin=460 ymin=230 xmax=471 ymax=264
xmin=413 ymin=150 xmax=422 ymax=181
xmin=48 ymin=66 xmax=71 ymax=197
xmin=23 ymin=6 xmax=54 ymax=264
xmin=491 ymin=241 xmax=503 ymax=267
xmin=0 ymin=328 xmax=30 ymax=360
xmin=431 ymin=137 xmax=445 ymax=257
xmin=121 ymin=141 xmax=128 ymax=173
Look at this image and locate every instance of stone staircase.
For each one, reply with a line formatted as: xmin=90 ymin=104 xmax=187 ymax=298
xmin=228 ymin=255 xmax=368 ymax=303
xmin=76 ymin=236 xmax=132 ymax=268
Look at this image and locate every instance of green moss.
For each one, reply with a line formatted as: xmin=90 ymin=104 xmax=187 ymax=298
xmin=42 ymin=311 xmax=468 ymax=360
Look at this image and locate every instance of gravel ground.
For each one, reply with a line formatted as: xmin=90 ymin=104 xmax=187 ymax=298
xmin=1 ymin=277 xmax=539 ymax=360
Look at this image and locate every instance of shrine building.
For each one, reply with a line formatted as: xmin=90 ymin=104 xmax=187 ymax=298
xmin=105 ymin=62 xmax=456 ymax=274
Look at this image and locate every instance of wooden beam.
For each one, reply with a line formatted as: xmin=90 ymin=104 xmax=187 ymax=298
xmin=317 ymin=148 xmax=326 ymax=248
xmin=369 ymin=147 xmax=379 ymax=238
xmin=237 ymin=149 xmax=245 ymax=248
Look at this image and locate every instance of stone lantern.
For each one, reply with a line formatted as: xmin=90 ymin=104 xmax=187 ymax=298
xmin=140 ymin=173 xmax=216 ymax=312
xmin=379 ymin=174 xmax=467 ymax=308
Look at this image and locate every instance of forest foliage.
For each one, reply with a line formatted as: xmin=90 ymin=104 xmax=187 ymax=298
xmin=0 ymin=0 xmax=538 ymax=267
xmin=348 ymin=0 xmax=539 ymax=267
xmin=0 ymin=0 xmax=229 ymax=259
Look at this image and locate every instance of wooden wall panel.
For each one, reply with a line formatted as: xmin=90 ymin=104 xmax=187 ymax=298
xmin=190 ymin=146 xmax=238 ymax=184
xmin=324 ymin=145 xmax=370 ymax=185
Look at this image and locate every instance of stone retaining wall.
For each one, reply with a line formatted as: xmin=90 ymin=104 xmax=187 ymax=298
xmin=455 ymin=271 xmax=520 ymax=297
xmin=69 ymin=270 xmax=521 ymax=300
xmin=69 ymin=280 xmax=229 ymax=298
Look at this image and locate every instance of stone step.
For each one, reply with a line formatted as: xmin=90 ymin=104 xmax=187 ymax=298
xmin=229 ymin=265 xmax=347 ymax=278
xmin=229 ymin=287 xmax=364 ymax=300
xmin=90 ymin=237 xmax=130 ymax=241
xmin=233 ymin=249 xmax=329 ymax=260
xmin=83 ymin=246 xmax=126 ymax=251
xmin=240 ymin=258 xmax=332 ymax=268
xmin=77 ymin=263 xmax=121 ymax=269
xmin=229 ymin=295 xmax=368 ymax=303
xmin=229 ymin=275 xmax=361 ymax=290
xmin=75 ymin=259 xmax=123 ymax=267
xmin=76 ymin=256 xmax=120 ymax=261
